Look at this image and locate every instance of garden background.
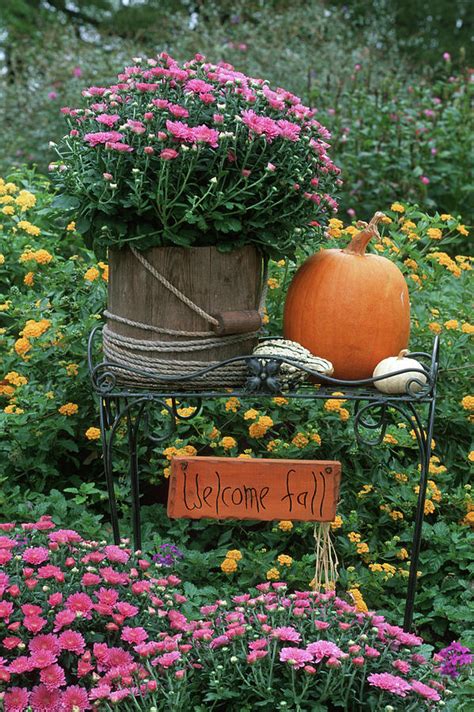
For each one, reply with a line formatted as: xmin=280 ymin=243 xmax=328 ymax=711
xmin=0 ymin=0 xmax=472 ymax=701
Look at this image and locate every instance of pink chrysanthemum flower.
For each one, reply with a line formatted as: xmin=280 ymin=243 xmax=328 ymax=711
xmin=279 ymin=647 xmax=313 ymax=669
xmin=307 ymin=640 xmax=345 ymax=662
xmin=29 ymin=634 xmax=61 ymax=656
xmin=60 ymin=685 xmax=90 ymax=711
xmin=58 ymin=630 xmax=86 ymax=655
xmin=152 ymin=651 xmax=181 ymax=668
xmin=160 ymin=148 xmax=179 ymax=160
xmin=83 ymin=131 xmax=123 ymax=147
xmin=121 ymin=626 xmax=149 ymax=645
xmin=367 ymin=672 xmax=412 ymax=697
xmin=22 ymin=547 xmax=49 ymax=565
xmin=30 ymin=684 xmax=61 ymax=712
xmin=272 ymin=626 xmax=301 ymax=642
xmin=65 ymin=592 xmax=93 ymax=615
xmin=48 ymin=529 xmax=82 ymax=544
xmin=40 ymin=663 xmax=66 ymax=689
xmin=30 ymin=649 xmax=58 ymax=669
xmin=410 ymin=680 xmax=441 ymax=701
xmin=95 ymin=114 xmax=120 ymax=127
xmin=103 ymin=545 xmax=130 ymax=564
xmin=3 ymin=686 xmax=29 ymax=712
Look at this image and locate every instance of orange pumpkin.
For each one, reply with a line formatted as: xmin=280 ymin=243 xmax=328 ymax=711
xmin=283 ymin=213 xmax=410 ymax=380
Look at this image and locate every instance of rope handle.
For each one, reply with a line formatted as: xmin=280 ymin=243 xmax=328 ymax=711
xmin=130 ymin=246 xmax=268 ymax=326
xmin=130 ymin=246 xmax=219 ymax=327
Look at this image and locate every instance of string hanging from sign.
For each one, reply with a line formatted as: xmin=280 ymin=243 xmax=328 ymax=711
xmin=312 ymin=522 xmax=339 ymax=592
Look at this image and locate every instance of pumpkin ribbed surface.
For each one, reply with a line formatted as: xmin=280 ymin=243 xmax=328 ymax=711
xmin=283 ymin=221 xmax=410 ymax=380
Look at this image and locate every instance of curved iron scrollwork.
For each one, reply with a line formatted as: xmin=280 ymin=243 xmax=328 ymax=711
xmin=353 ymin=401 xmax=389 ymax=447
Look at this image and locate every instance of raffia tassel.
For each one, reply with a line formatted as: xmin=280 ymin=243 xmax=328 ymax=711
xmin=310 ymin=522 xmax=340 ymax=592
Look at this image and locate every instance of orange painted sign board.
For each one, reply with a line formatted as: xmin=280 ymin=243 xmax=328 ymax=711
xmin=168 ymin=457 xmax=341 ymax=521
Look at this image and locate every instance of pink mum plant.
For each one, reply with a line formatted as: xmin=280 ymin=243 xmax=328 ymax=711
xmin=52 ymin=52 xmax=340 ymax=259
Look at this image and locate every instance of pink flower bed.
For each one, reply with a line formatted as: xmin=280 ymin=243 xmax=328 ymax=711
xmin=0 ymin=518 xmax=458 ymax=711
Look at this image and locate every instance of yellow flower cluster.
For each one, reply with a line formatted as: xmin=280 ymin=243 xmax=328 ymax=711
xmin=243 ymin=408 xmax=258 ymax=420
xmin=221 ymin=558 xmax=237 ymax=574
xmin=66 ymin=363 xmax=79 ymax=377
xmin=14 ymin=337 xmax=31 ymax=358
xmin=428 ymin=252 xmax=461 ymax=277
xmin=84 ymin=267 xmax=100 ymax=282
xmin=58 ymin=402 xmax=79 ymax=416
xmin=220 ymin=436 xmax=237 ymax=450
xmin=396 ymin=548 xmax=409 ymax=560
xmin=266 ymin=567 xmax=280 ymax=580
xmin=19 ymin=249 xmax=52 ymax=264
xmin=390 ymin=202 xmax=405 ymax=213
xmin=461 ymin=511 xmax=474 ymax=527
xmin=348 ymin=587 xmax=368 ymax=613
xmin=444 ymin=319 xmax=458 ymax=330
xmin=17 ymin=220 xmax=40 ymax=236
xmin=225 ymin=397 xmax=240 ymax=412
xmin=330 ymin=515 xmax=343 ymax=530
xmin=369 ymin=562 xmax=397 ymax=577
xmin=291 ymin=432 xmax=309 ymax=448
xmin=0 ymin=180 xmax=18 ymax=195
xmin=427 ymin=227 xmax=442 ymax=240
xmin=176 ymin=406 xmax=196 ymax=417
xmin=348 ymin=532 xmax=361 ymax=543
xmin=23 ymin=272 xmax=34 ymax=287
xmin=393 ymin=472 xmax=408 ymax=482
xmin=357 ymin=484 xmax=373 ymax=497
xmin=457 ymin=224 xmax=469 ymax=236
xmin=221 ymin=549 xmax=242 ymax=574
xmin=15 ymin=190 xmax=36 ymax=211
xmin=163 ymin=444 xmax=197 ymax=461
xmin=21 ymin=319 xmax=51 ymax=339
xmin=356 ymin=542 xmax=369 ymax=555
xmin=1 ymin=205 xmax=15 ymax=216
xmin=324 ymin=393 xmax=349 ymax=421
xmin=278 ymin=520 xmax=293 ymax=532
xmin=267 ymin=277 xmax=279 ymax=290
xmin=383 ymin=434 xmax=398 ymax=445
xmin=277 ymin=554 xmax=293 ymax=567
xmin=4 ymin=404 xmax=25 ymax=415
xmin=272 ymin=397 xmax=288 ymax=406
xmin=85 ymin=427 xmax=101 ymax=440
xmin=414 ymin=480 xmax=442 ymax=503
xmin=327 ymin=217 xmax=344 ymax=238
xmin=389 ymin=510 xmax=404 ymax=521
xmin=462 ymin=323 xmax=474 ymax=334
xmin=248 ymin=415 xmax=273 ymax=438
xmin=4 ymin=371 xmax=28 ymax=387
xmin=426 ymin=456 xmax=446 ymax=475
xmin=461 ymin=395 xmax=474 ymax=411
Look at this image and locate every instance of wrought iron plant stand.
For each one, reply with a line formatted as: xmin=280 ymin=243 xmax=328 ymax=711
xmin=88 ymin=327 xmax=440 ymax=632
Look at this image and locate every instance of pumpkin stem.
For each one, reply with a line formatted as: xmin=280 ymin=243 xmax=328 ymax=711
xmin=397 ymin=349 xmax=409 ymax=359
xmin=343 ymin=212 xmax=386 ymax=255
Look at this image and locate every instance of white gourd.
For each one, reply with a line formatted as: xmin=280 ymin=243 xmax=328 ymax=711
xmin=373 ymin=349 xmax=427 ymax=394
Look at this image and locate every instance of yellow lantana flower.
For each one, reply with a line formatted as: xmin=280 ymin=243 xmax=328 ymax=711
xmin=390 ymin=202 xmax=405 ymax=213
xmin=58 ymin=402 xmax=79 ymax=416
xmin=85 ymin=427 xmax=101 ymax=440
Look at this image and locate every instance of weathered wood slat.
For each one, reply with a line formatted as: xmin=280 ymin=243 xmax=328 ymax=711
xmin=107 ymin=245 xmax=263 ymax=364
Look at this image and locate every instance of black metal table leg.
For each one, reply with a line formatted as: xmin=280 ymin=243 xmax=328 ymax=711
xmin=127 ymin=408 xmax=142 ymax=551
xmin=403 ymin=396 xmax=437 ymax=631
xmin=99 ymin=397 xmax=121 ymax=544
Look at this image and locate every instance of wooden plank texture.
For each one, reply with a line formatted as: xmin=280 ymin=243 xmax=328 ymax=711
xmin=168 ymin=457 xmax=341 ymax=521
xmin=108 ymin=245 xmax=263 ymax=362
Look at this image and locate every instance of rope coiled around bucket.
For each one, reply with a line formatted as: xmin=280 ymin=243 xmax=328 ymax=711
xmin=103 ymin=247 xmax=268 ymax=389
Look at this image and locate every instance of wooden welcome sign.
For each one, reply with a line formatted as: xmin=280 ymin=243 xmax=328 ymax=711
xmin=167 ymin=457 xmax=341 ymax=521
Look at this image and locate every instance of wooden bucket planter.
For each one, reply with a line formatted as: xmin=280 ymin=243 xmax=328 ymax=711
xmin=104 ymin=245 xmax=264 ymax=388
